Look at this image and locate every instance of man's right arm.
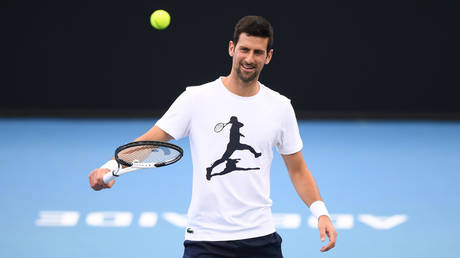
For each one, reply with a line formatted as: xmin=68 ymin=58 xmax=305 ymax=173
xmin=88 ymin=126 xmax=173 ymax=191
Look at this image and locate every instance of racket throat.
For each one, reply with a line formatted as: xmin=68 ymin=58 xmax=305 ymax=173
xmin=111 ymin=170 xmax=120 ymax=177
xmin=112 ymin=165 xmax=122 ymax=177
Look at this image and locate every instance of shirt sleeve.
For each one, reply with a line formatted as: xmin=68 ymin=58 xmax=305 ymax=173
xmin=155 ymin=89 xmax=193 ymax=140
xmin=275 ymin=100 xmax=303 ymax=155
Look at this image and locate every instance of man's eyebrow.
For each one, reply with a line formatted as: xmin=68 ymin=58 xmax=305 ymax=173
xmin=238 ymin=46 xmax=266 ymax=53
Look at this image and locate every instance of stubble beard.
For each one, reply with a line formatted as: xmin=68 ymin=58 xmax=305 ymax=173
xmin=235 ymin=65 xmax=259 ymax=84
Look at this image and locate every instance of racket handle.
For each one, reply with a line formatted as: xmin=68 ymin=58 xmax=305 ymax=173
xmin=101 ymin=160 xmax=119 ymax=184
xmin=103 ymin=172 xmax=117 ymax=184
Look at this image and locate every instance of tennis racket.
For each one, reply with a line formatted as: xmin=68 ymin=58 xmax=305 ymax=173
xmin=214 ymin=122 xmax=229 ymax=133
xmin=103 ymin=141 xmax=183 ymax=184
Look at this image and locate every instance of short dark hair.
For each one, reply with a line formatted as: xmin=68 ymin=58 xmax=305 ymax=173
xmin=233 ymin=16 xmax=274 ymax=52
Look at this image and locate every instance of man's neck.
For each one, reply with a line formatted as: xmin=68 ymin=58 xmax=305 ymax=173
xmin=221 ymin=73 xmax=260 ymax=97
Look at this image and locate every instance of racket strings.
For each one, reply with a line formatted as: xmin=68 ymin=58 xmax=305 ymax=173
xmin=214 ymin=123 xmax=226 ymax=133
xmin=118 ymin=145 xmax=181 ymax=165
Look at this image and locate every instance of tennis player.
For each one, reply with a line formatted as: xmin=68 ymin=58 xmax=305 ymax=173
xmin=89 ymin=15 xmax=337 ymax=257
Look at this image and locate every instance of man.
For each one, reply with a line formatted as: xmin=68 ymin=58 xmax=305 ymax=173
xmin=89 ymin=15 xmax=337 ymax=257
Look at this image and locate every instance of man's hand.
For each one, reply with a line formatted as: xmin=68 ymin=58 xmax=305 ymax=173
xmin=318 ymin=215 xmax=337 ymax=252
xmin=88 ymin=168 xmax=115 ymax=191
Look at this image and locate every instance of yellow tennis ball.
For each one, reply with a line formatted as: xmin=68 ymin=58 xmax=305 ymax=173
xmin=150 ymin=10 xmax=171 ymax=30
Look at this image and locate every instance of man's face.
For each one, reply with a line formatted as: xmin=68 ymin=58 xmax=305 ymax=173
xmin=229 ymin=33 xmax=273 ymax=83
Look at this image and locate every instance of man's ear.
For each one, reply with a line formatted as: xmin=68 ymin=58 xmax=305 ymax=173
xmin=229 ymin=41 xmax=235 ymax=57
xmin=265 ymin=49 xmax=274 ymax=64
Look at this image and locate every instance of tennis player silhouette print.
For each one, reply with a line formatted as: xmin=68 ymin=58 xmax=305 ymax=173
xmin=206 ymin=116 xmax=262 ymax=180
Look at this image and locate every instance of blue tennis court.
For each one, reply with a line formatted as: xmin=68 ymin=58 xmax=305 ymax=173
xmin=0 ymin=118 xmax=458 ymax=258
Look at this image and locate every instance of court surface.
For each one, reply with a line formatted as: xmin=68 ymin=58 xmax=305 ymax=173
xmin=0 ymin=118 xmax=459 ymax=258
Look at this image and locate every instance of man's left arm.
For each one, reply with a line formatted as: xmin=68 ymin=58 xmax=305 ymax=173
xmin=282 ymin=151 xmax=338 ymax=252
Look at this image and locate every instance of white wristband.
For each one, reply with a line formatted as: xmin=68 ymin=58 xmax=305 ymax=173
xmin=100 ymin=159 xmax=119 ymax=172
xmin=310 ymin=201 xmax=330 ymax=220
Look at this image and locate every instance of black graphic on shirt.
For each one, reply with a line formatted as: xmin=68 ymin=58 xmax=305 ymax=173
xmin=206 ymin=116 xmax=262 ymax=181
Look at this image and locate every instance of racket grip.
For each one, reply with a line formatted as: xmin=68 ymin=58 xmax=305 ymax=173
xmin=103 ymin=172 xmax=117 ymax=184
xmin=101 ymin=160 xmax=119 ymax=184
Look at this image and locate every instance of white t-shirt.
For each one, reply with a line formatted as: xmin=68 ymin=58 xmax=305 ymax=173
xmin=156 ymin=77 xmax=303 ymax=241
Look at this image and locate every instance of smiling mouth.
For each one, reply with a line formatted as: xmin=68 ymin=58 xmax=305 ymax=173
xmin=241 ymin=63 xmax=256 ymax=72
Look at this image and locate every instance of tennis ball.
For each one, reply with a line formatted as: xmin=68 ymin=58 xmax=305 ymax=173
xmin=150 ymin=9 xmax=171 ymax=30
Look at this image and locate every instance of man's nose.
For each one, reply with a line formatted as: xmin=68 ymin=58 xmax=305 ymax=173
xmin=244 ymin=51 xmax=256 ymax=63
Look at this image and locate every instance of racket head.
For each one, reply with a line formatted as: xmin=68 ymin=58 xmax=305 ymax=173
xmin=114 ymin=141 xmax=183 ymax=168
xmin=214 ymin=123 xmax=226 ymax=133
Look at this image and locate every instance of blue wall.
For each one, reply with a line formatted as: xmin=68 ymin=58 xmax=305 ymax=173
xmin=1 ymin=119 xmax=459 ymax=258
